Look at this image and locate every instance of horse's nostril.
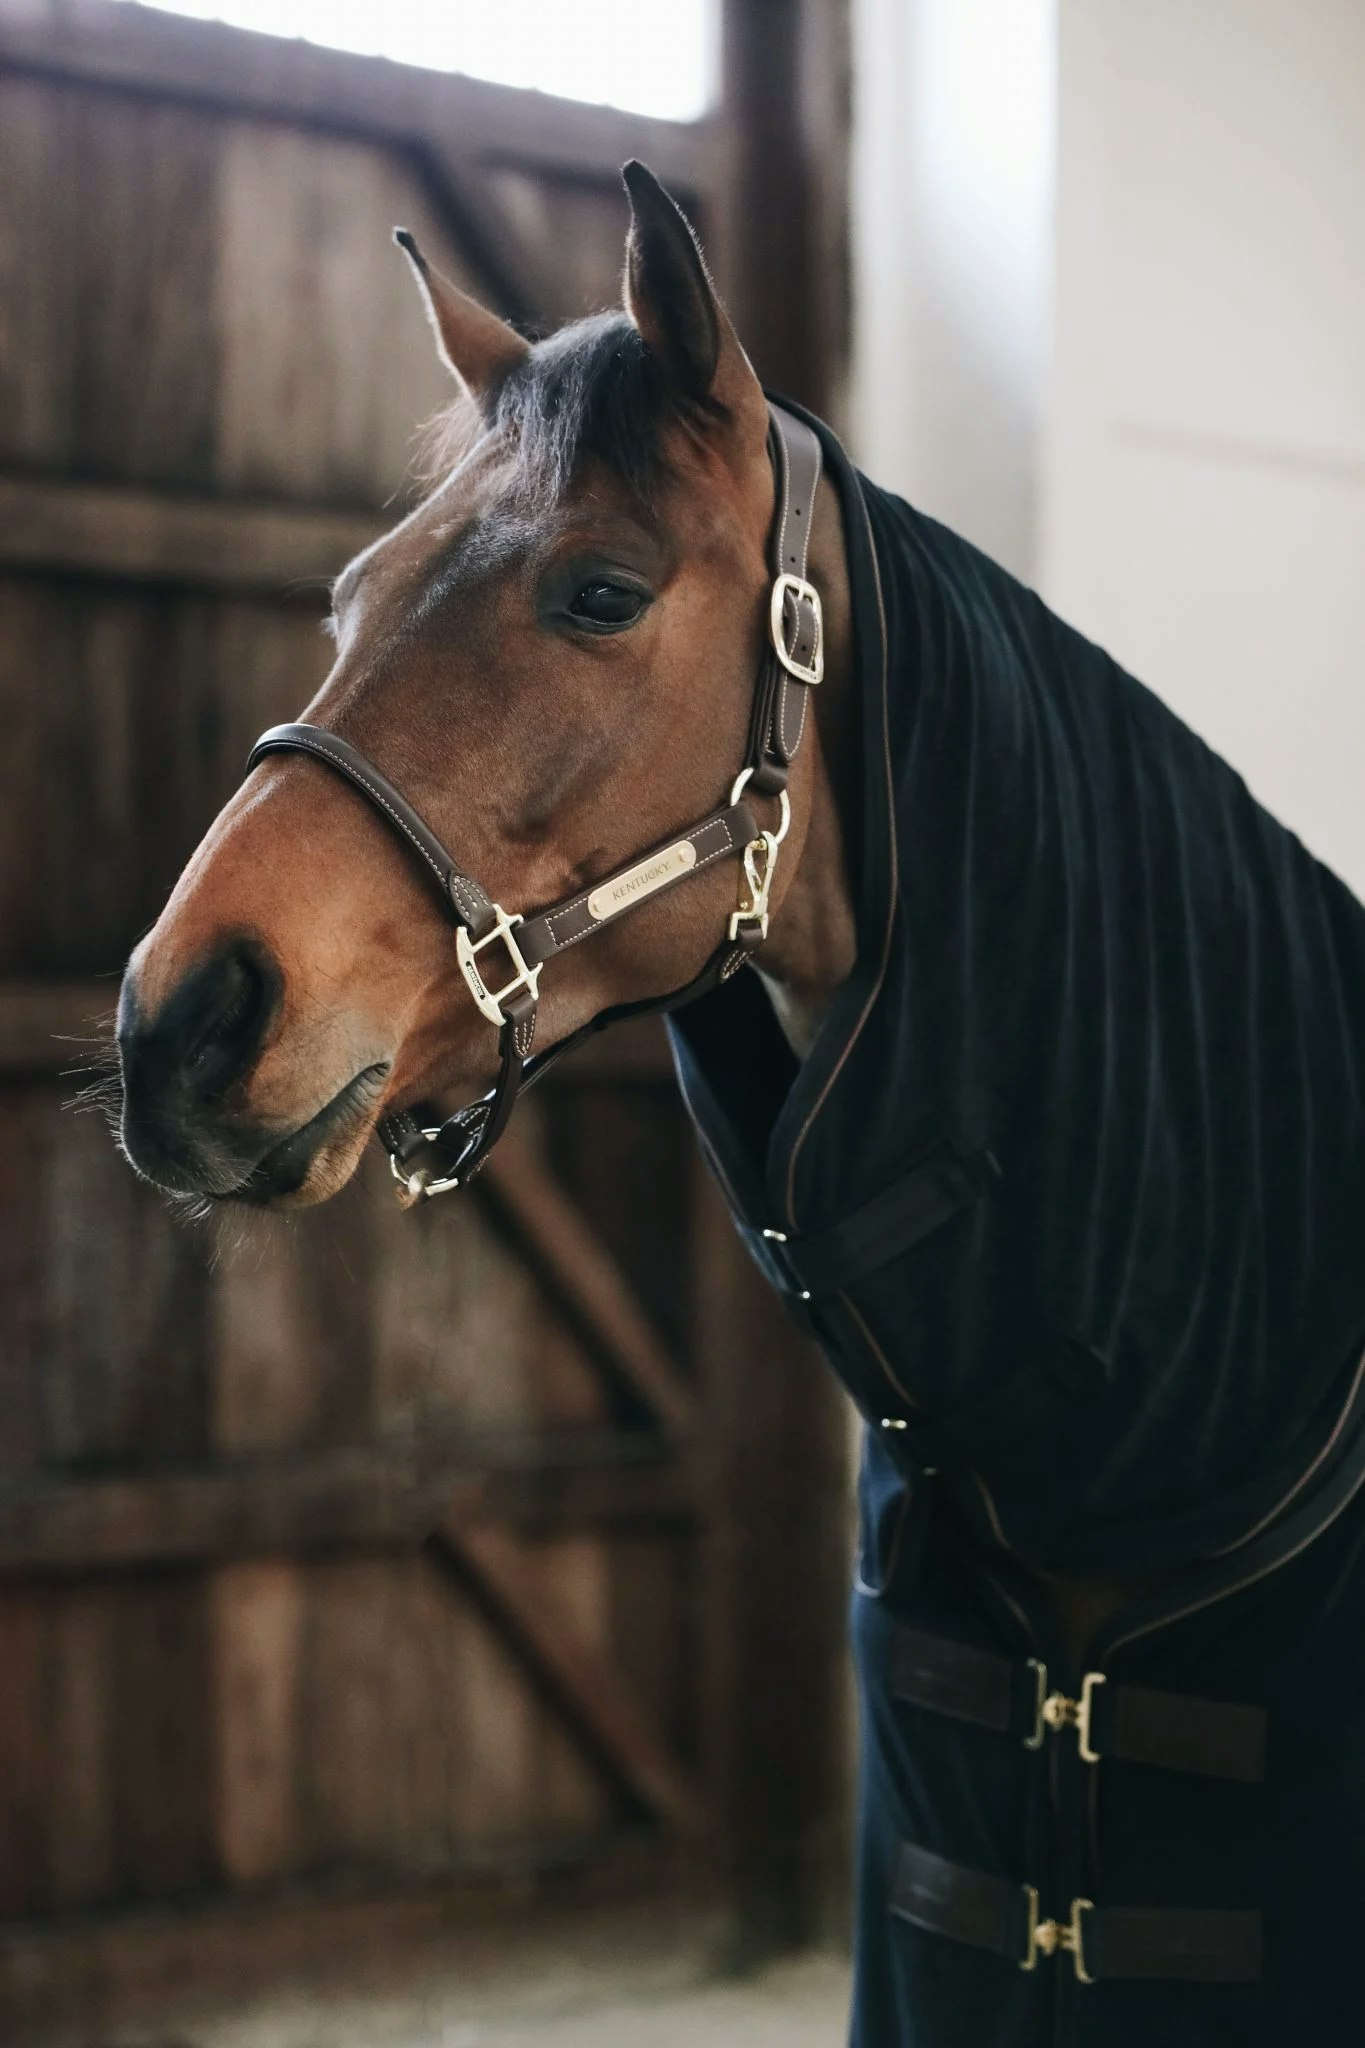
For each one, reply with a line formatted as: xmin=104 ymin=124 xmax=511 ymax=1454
xmin=117 ymin=939 xmax=282 ymax=1191
xmin=120 ymin=940 xmax=279 ymax=1113
xmin=181 ymin=945 xmax=275 ymax=1097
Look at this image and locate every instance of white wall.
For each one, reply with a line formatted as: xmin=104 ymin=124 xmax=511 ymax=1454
xmin=1040 ymin=0 xmax=1365 ymax=895
xmin=852 ymin=0 xmax=1365 ymax=896
xmin=850 ymin=0 xmax=1056 ymax=581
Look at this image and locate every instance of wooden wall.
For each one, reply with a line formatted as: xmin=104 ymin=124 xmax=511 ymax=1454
xmin=0 ymin=2 xmax=851 ymax=2035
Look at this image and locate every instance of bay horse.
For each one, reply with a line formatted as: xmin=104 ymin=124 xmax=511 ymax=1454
xmin=117 ymin=164 xmax=1365 ymax=2045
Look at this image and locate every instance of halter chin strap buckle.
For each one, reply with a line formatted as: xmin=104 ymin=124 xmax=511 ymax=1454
xmin=727 ymin=767 xmax=792 ymax=946
xmin=730 ymin=832 xmax=778 ymax=943
xmin=770 ymin=572 xmax=824 ymax=684
xmin=390 ymin=1130 xmax=464 ymax=1203
xmin=454 ymin=905 xmax=542 ymax=1025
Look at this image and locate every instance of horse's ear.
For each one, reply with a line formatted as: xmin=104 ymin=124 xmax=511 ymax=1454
xmin=621 ymin=161 xmax=764 ymax=429
xmin=394 ymin=229 xmax=529 ymax=397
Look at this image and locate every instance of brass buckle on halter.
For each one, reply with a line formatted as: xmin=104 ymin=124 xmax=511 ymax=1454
xmin=770 ymin=572 xmax=824 ymax=684
xmin=455 ymin=904 xmax=541 ymax=1026
xmin=390 ymin=1130 xmax=464 ymax=1203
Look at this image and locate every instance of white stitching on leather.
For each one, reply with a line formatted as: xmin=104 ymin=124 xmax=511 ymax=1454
xmin=262 ymin=731 xmax=498 ymax=931
xmin=447 ymin=874 xmax=487 ymax=924
xmin=779 ymin=681 xmax=809 ymax=762
xmin=772 ymin=426 xmax=793 ymax=577
xmin=272 ymin=734 xmax=449 ymax=893
xmin=791 ymin=430 xmax=821 ymax=578
xmin=536 ymin=816 xmax=741 ymax=956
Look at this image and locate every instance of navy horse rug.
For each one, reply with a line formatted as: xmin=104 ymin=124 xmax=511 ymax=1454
xmin=669 ymin=403 xmax=1365 ymax=2045
xmin=115 ymin=167 xmax=1365 ymax=2047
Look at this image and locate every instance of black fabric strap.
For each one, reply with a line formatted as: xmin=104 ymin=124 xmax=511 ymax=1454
xmin=741 ymin=1141 xmax=998 ymax=1302
xmin=1103 ymin=1679 xmax=1267 ymax=1783
xmin=890 ymin=1841 xmax=1262 ymax=1982
xmin=889 ymin=1623 xmax=1267 ymax=1783
xmin=1085 ymin=1906 xmax=1262 ymax=1984
xmin=890 ymin=1841 xmax=1034 ymax=1963
xmin=889 ymin=1626 xmax=1020 ymax=1737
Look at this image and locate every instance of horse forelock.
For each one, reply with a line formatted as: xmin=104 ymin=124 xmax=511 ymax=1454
xmin=415 ymin=311 xmax=727 ymax=509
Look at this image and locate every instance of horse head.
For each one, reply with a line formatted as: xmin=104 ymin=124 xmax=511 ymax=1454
xmin=117 ymin=163 xmax=850 ymax=1209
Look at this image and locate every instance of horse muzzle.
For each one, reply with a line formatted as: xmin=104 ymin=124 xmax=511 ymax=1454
xmin=117 ymin=936 xmax=384 ymax=1202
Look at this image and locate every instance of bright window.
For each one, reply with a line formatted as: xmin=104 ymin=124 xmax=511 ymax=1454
xmin=111 ymin=0 xmax=717 ymax=121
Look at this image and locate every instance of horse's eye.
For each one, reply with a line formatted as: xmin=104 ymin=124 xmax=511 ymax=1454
xmin=568 ymin=581 xmax=645 ymax=628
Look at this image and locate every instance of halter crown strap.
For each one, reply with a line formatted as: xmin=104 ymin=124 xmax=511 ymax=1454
xmin=245 ymin=400 xmax=823 ymax=1202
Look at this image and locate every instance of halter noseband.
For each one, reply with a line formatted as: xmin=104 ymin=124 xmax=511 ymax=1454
xmin=246 ymin=402 xmax=823 ymax=1204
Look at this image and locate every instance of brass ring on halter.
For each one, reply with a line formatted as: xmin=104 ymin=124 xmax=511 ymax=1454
xmin=388 ymin=1125 xmax=464 ymax=1202
xmin=730 ymin=766 xmax=792 ymax=846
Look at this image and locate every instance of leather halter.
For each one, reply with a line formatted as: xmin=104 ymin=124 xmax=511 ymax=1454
xmin=247 ymin=402 xmax=823 ymax=1204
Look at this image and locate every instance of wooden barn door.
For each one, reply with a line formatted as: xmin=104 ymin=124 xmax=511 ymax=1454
xmin=0 ymin=1 xmax=850 ymax=2032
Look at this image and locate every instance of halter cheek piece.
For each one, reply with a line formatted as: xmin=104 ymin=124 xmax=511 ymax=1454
xmin=247 ymin=402 xmax=823 ymax=1205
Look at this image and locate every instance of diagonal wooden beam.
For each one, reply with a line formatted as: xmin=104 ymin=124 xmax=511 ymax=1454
xmin=0 ymin=2 xmax=710 ymax=332
xmin=428 ymin=1519 xmax=708 ymax=1840
xmin=416 ymin=144 xmax=560 ymax=330
xmin=479 ymin=1127 xmax=694 ymax=1439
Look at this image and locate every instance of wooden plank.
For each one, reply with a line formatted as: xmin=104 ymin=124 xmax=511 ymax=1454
xmin=0 ymin=1 xmax=713 ymax=190
xmin=0 ymin=14 xmax=703 ymax=335
xmin=0 ymin=979 xmax=117 ymax=1069
xmin=0 ymin=474 xmax=381 ymax=590
xmin=439 ymin=1554 xmax=540 ymax=1852
xmin=481 ymin=1127 xmax=695 ymax=1438
xmin=108 ymin=1573 xmax=215 ymax=1901
xmin=0 ymin=581 xmax=335 ymax=981
xmin=210 ymin=1562 xmax=304 ymax=1886
xmin=0 ymin=76 xmax=77 ymax=468
xmin=0 ymin=76 xmax=223 ymax=487
xmin=297 ymin=1557 xmax=401 ymax=1870
xmin=430 ymin=1521 xmax=708 ymax=1840
xmin=69 ymin=89 xmax=223 ymax=488
xmin=609 ymin=1534 xmax=695 ymax=1764
xmin=44 ymin=1585 xmax=116 ymax=1908
xmin=36 ymin=1078 xmax=215 ymax=1468
xmin=0 ymin=1589 xmax=45 ymax=1916
xmin=524 ymin=1536 xmax=612 ymax=1836
xmin=0 ymin=1437 xmax=692 ymax=1575
xmin=537 ymin=1076 xmax=697 ymax=1371
xmin=215 ymin=123 xmax=455 ymax=505
xmin=0 ymin=981 xmax=672 ymax=1077
xmin=0 ymin=1091 xmax=44 ymax=1477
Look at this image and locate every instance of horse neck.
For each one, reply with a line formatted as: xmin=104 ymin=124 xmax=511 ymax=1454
xmin=752 ymin=466 xmax=860 ymax=1058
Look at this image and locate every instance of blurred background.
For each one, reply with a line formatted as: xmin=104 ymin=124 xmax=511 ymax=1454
xmin=0 ymin=2 xmax=1359 ymax=2043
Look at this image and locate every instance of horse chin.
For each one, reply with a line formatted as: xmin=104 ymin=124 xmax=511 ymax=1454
xmin=219 ymin=1064 xmax=388 ymax=1209
xmin=255 ymin=1127 xmax=372 ymax=1209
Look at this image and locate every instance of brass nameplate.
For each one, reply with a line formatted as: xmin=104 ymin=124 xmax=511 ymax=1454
xmin=588 ymin=840 xmax=696 ymax=921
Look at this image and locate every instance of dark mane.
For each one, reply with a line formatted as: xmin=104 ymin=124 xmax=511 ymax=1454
xmin=419 ymin=312 xmax=725 ymax=502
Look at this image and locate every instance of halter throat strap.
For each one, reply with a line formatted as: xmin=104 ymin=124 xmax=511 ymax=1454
xmin=246 ymin=400 xmax=823 ymax=1202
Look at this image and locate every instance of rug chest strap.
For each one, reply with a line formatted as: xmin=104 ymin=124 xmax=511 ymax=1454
xmin=890 ymin=1841 xmax=1262 ymax=1983
xmin=889 ymin=1624 xmax=1267 ymax=1782
xmin=739 ymin=1139 xmax=998 ymax=1302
